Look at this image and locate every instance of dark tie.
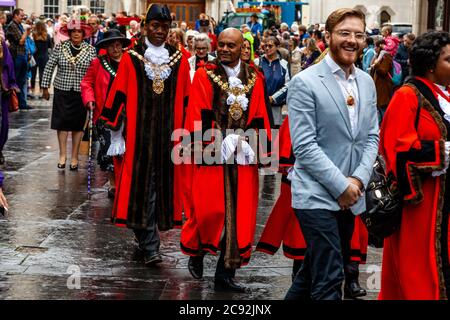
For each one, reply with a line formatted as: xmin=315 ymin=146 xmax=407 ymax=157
xmin=91 ymin=36 xmax=96 ymax=45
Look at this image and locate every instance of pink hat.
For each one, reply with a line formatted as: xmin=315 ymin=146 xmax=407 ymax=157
xmin=59 ymin=18 xmax=93 ymax=39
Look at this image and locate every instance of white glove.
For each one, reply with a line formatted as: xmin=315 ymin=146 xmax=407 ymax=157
xmin=432 ymin=141 xmax=450 ymax=177
xmin=221 ymin=134 xmax=255 ymax=165
xmin=286 ymin=167 xmax=294 ymax=181
xmin=107 ymin=123 xmax=126 ymax=156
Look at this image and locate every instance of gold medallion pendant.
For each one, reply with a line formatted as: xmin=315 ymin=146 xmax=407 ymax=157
xmin=347 ymin=95 xmax=355 ymax=107
xmin=229 ymin=101 xmax=244 ymax=121
xmin=153 ymin=78 xmax=164 ymax=95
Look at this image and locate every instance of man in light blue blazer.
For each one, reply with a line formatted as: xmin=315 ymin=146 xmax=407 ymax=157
xmin=286 ymin=8 xmax=379 ymax=300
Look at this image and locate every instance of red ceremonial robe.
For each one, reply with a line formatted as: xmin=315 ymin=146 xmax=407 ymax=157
xmin=99 ymin=40 xmax=191 ymax=230
xmin=180 ymin=61 xmax=272 ymax=267
xmin=379 ymin=78 xmax=449 ymax=300
xmin=256 ymin=117 xmax=368 ymax=262
xmin=81 ymin=55 xmax=119 ymax=124
xmin=81 ymin=55 xmax=122 ymax=182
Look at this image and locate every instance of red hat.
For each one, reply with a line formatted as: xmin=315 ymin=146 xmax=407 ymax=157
xmin=59 ymin=18 xmax=93 ymax=39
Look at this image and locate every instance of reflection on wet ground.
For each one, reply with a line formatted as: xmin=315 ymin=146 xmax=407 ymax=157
xmin=0 ymin=98 xmax=381 ymax=300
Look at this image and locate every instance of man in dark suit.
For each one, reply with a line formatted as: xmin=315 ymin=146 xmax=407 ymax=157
xmin=87 ymin=15 xmax=104 ymax=52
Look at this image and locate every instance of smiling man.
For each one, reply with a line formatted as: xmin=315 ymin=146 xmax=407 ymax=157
xmin=286 ymin=9 xmax=379 ymax=300
xmin=180 ymin=28 xmax=272 ymax=293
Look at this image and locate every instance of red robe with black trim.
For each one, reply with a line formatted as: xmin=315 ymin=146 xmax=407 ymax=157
xmin=256 ymin=117 xmax=368 ymax=262
xmin=81 ymin=55 xmax=116 ymax=124
xmin=99 ymin=39 xmax=190 ymax=231
xmin=180 ymin=61 xmax=272 ymax=267
xmin=379 ymin=78 xmax=449 ymax=300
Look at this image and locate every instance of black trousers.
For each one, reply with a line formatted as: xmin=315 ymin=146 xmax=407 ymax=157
xmin=285 ymin=209 xmax=355 ymax=300
xmin=133 ymin=168 xmax=160 ymax=255
xmin=214 ymin=237 xmax=236 ymax=280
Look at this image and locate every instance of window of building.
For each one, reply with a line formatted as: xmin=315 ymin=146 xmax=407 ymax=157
xmin=380 ymin=10 xmax=391 ymax=25
xmin=44 ymin=0 xmax=59 ymax=18
xmin=90 ymin=0 xmax=105 ymax=14
xmin=67 ymin=0 xmax=82 ymax=5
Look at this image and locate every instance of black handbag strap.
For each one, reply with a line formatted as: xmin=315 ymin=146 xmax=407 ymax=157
xmin=414 ymin=93 xmax=422 ymax=131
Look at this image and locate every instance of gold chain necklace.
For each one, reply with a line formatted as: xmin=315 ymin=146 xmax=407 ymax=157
xmin=62 ymin=42 xmax=90 ymax=70
xmin=99 ymin=55 xmax=117 ymax=78
xmin=206 ymin=69 xmax=257 ymax=121
xmin=128 ymin=49 xmax=182 ymax=94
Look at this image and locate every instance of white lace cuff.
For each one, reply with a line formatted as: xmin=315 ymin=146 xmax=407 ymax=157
xmin=286 ymin=167 xmax=294 ymax=181
xmin=432 ymin=141 xmax=450 ymax=177
xmin=107 ymin=124 xmax=125 ymax=156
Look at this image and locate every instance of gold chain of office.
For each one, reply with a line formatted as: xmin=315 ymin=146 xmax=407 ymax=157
xmin=128 ymin=49 xmax=182 ymax=94
xmin=99 ymin=55 xmax=117 ymax=78
xmin=62 ymin=43 xmax=91 ymax=70
xmin=205 ymin=69 xmax=257 ymax=121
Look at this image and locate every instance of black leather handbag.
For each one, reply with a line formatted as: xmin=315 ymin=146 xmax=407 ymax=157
xmin=362 ymin=155 xmax=402 ymax=239
xmin=362 ymin=92 xmax=422 ymax=239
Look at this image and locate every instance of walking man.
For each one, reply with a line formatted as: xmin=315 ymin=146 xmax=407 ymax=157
xmin=286 ymin=8 xmax=379 ymax=300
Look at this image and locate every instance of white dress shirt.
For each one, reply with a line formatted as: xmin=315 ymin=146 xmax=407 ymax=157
xmin=222 ymin=59 xmax=241 ymax=78
xmin=324 ymin=54 xmax=359 ymax=137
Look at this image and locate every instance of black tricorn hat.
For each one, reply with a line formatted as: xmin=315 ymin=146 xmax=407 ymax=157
xmin=145 ymin=4 xmax=172 ymax=22
xmin=95 ymin=29 xmax=131 ymax=48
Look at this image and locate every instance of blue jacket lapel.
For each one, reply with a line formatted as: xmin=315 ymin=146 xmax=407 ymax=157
xmin=318 ymin=62 xmax=353 ymax=136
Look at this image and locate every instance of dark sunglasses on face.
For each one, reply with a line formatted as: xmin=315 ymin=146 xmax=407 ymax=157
xmin=264 ymin=44 xmax=274 ymax=49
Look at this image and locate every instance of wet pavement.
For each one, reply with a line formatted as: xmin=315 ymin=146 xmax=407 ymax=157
xmin=0 ymin=97 xmax=382 ymax=300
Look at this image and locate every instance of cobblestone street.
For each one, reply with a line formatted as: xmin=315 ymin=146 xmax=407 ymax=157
xmin=0 ymin=97 xmax=382 ymax=300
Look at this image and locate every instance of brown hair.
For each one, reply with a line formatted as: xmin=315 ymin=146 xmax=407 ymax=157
xmin=265 ymin=36 xmax=280 ymax=47
xmin=382 ymin=25 xmax=392 ymax=34
xmin=306 ymin=38 xmax=319 ymax=53
xmin=405 ymin=33 xmax=416 ymax=41
xmin=33 ymin=21 xmax=48 ymax=41
xmin=170 ymin=28 xmax=185 ymax=45
xmin=325 ymin=8 xmax=366 ymax=33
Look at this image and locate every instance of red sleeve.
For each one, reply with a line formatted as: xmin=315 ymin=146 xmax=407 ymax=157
xmin=100 ymin=52 xmax=131 ymax=129
xmin=248 ymin=74 xmax=272 ymax=140
xmin=80 ymin=58 xmax=99 ymax=107
xmin=183 ymin=67 xmax=213 ymax=133
xmin=174 ymin=55 xmax=191 ymax=132
xmin=380 ymin=85 xmax=445 ymax=203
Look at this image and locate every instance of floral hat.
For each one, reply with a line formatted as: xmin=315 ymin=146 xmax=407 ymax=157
xmin=59 ymin=17 xmax=93 ymax=39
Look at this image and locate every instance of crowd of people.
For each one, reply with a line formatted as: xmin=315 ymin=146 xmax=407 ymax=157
xmin=0 ymin=4 xmax=449 ymax=300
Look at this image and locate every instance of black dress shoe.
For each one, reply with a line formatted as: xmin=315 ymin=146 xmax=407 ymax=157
xmin=344 ymin=280 xmax=367 ymax=299
xmin=144 ymin=252 xmax=162 ymax=266
xmin=57 ymin=163 xmax=65 ymax=169
xmin=214 ymin=278 xmax=251 ymax=293
xmin=69 ymin=164 xmax=78 ymax=171
xmin=188 ymin=255 xmax=204 ymax=279
xmin=0 ymin=151 xmax=5 ymax=165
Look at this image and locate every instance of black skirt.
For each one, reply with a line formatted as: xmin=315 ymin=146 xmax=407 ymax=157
xmin=51 ymin=89 xmax=87 ymax=131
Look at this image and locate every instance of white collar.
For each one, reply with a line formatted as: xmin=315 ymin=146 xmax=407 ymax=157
xmin=436 ymin=83 xmax=450 ymax=97
xmin=145 ymin=37 xmax=165 ymax=51
xmin=325 ymin=53 xmax=356 ymax=81
xmin=222 ymin=60 xmax=241 ymax=78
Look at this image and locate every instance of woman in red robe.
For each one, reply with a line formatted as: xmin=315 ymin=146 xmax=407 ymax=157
xmin=81 ymin=29 xmax=130 ymax=198
xmin=379 ymin=31 xmax=450 ymax=300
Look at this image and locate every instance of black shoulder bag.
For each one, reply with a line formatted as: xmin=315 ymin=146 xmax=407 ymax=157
xmin=361 ymin=92 xmax=422 ymax=239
